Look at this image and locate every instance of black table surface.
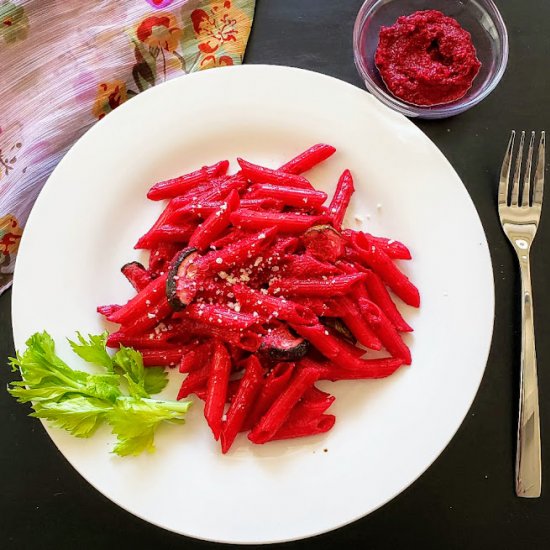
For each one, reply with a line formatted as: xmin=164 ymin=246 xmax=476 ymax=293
xmin=2 ymin=0 xmax=550 ymax=548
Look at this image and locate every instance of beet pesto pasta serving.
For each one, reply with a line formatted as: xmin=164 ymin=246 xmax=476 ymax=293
xmin=98 ymin=143 xmax=420 ymax=453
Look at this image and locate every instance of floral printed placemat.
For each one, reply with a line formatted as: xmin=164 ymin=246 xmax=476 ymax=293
xmin=0 ymin=0 xmax=256 ymax=293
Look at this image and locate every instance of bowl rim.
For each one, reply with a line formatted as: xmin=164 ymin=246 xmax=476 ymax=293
xmin=353 ymin=0 xmax=509 ymax=119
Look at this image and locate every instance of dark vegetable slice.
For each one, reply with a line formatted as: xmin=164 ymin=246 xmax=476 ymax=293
xmin=166 ymin=247 xmax=199 ymax=310
xmin=121 ymin=261 xmax=150 ymax=292
xmin=303 ymin=224 xmax=345 ymax=262
xmin=260 ymin=325 xmax=309 ymax=362
xmin=320 ymin=317 xmax=355 ymax=343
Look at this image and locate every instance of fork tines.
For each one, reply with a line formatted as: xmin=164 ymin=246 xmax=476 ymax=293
xmin=499 ymin=130 xmax=545 ymax=209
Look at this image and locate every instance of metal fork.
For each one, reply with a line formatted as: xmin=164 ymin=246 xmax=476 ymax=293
xmin=498 ymin=130 xmax=545 ymax=498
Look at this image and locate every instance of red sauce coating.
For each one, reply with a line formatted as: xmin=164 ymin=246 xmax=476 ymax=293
xmin=374 ymin=10 xmax=481 ymax=106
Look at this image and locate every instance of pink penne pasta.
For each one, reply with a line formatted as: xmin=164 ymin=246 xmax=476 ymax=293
xmin=147 ymin=160 xmax=229 ymax=200
xmin=197 ymin=227 xmax=278 ymax=273
xmin=242 ymin=362 xmax=295 ymax=432
xmin=204 ymin=340 xmax=232 ymax=440
xmin=268 ymin=406 xmax=335 ymax=442
xmin=237 ymin=158 xmax=314 ymax=189
xmin=172 ymin=318 xmax=262 ymax=352
xmin=232 ymin=284 xmax=318 ymax=325
xmin=140 ymin=347 xmax=185 ymax=367
xmin=290 ymin=297 xmax=343 ymax=318
xmin=291 ymin=323 xmax=403 ymax=376
xmin=121 ymin=261 xmax=151 ymax=292
xmin=97 ymin=304 xmax=122 ymax=318
xmin=299 ymin=356 xmax=403 ymax=381
xmin=107 ymin=273 xmax=168 ymax=324
xmin=220 ymin=356 xmax=264 ymax=453
xmin=177 ymin=360 xmax=212 ymax=400
xmin=100 ymin=146 xmax=418 ymax=453
xmin=338 ymin=296 xmax=382 ymax=351
xmin=248 ymin=367 xmax=320 ymax=444
xmin=278 ymin=143 xmax=337 ymax=175
xmin=135 ymin=224 xmax=195 ymax=249
xmin=300 ymin=385 xmax=336 ymax=414
xmin=350 ymin=233 xmax=420 ymax=307
xmin=179 ymin=341 xmax=212 ymax=373
xmin=230 ymin=209 xmax=330 ymax=233
xmin=328 ymin=169 xmax=354 ymax=229
xmin=188 ymin=189 xmax=241 ymax=252
xmin=135 ymin=199 xmax=181 ymax=249
xmin=269 ymin=273 xmax=366 ymax=297
xmin=284 ymin=254 xmax=341 ymax=278
xmin=106 ymin=331 xmax=178 ymax=350
xmin=344 ymin=229 xmax=412 ymax=260
xmin=356 ymin=297 xmax=412 ymax=364
xmin=118 ymin=300 xmax=173 ymax=337
xmin=182 ymin=303 xmax=261 ymax=330
xmin=248 ymin=183 xmax=327 ymax=209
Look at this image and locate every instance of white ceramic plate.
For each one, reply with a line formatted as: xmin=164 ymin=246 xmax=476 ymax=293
xmin=12 ymin=65 xmax=494 ymax=544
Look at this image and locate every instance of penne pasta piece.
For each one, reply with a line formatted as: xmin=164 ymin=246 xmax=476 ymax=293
xmin=204 ymin=340 xmax=232 ymax=440
xmin=106 ymin=331 xmax=177 ymax=349
xmin=188 ymin=189 xmax=240 ymax=252
xmin=220 ymin=356 xmax=264 ymax=453
xmin=351 ymin=233 xmax=420 ymax=307
xmin=284 ymin=253 xmax=340 ymax=277
xmin=141 ymin=347 xmax=185 ymax=367
xmin=328 ymin=170 xmax=354 ymax=229
xmin=177 ymin=362 xmax=211 ymax=400
xmin=197 ymin=227 xmax=278 ymax=273
xmin=299 ymin=356 xmax=403 ymax=381
xmin=339 ymin=296 xmax=382 ymax=351
xmin=135 ymin=224 xmax=194 ymax=249
xmin=268 ymin=406 xmax=335 ymax=442
xmin=107 ymin=273 xmax=168 ymax=324
xmin=172 ymin=318 xmax=262 ymax=352
xmin=345 ymin=229 xmax=412 ymax=260
xmin=135 ymin=199 xmax=181 ymax=249
xmin=182 ymin=303 xmax=261 ymax=330
xmin=232 ymin=284 xmax=318 ymax=325
xmin=356 ymin=297 xmax=412 ymax=364
xmin=248 ymin=183 xmax=327 ymax=209
xmin=118 ymin=300 xmax=173 ymax=337
xmin=269 ymin=273 xmax=366 ymax=297
xmin=147 ymin=242 xmax=180 ymax=278
xmin=242 ymin=362 xmax=295 ymax=432
xmin=363 ymin=270 xmax=414 ymax=331
xmin=237 ymin=158 xmax=314 ymax=189
xmin=147 ymin=160 xmax=229 ymax=200
xmin=230 ymin=209 xmax=330 ymax=233
xmin=300 ymin=385 xmax=335 ymax=414
xmin=278 ymin=143 xmax=337 ymax=175
xmin=291 ymin=323 xmax=403 ymax=376
xmin=97 ymin=304 xmax=122 ymax=318
xmin=121 ymin=261 xmax=151 ymax=292
xmin=248 ymin=367 xmax=320 ymax=444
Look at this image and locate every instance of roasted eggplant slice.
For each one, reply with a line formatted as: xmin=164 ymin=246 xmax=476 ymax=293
xmin=260 ymin=325 xmax=309 ymax=362
xmin=166 ymin=247 xmax=199 ymax=310
xmin=302 ymin=224 xmax=344 ymax=262
xmin=321 ymin=317 xmax=355 ymax=343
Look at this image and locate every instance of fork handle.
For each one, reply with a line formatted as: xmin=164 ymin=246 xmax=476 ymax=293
xmin=516 ymin=254 xmax=542 ymax=497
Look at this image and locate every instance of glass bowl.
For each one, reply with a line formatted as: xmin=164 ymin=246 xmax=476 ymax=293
xmin=353 ymin=0 xmax=509 ymax=119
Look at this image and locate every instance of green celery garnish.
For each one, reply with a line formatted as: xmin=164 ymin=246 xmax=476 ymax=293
xmin=108 ymin=397 xmax=190 ymax=457
xmin=8 ymin=331 xmax=190 ymax=456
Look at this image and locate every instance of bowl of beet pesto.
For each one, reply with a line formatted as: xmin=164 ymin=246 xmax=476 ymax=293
xmin=353 ymin=0 xmax=508 ymax=119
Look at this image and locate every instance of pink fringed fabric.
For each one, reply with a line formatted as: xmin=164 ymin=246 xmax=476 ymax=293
xmin=0 ymin=0 xmax=256 ymax=292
